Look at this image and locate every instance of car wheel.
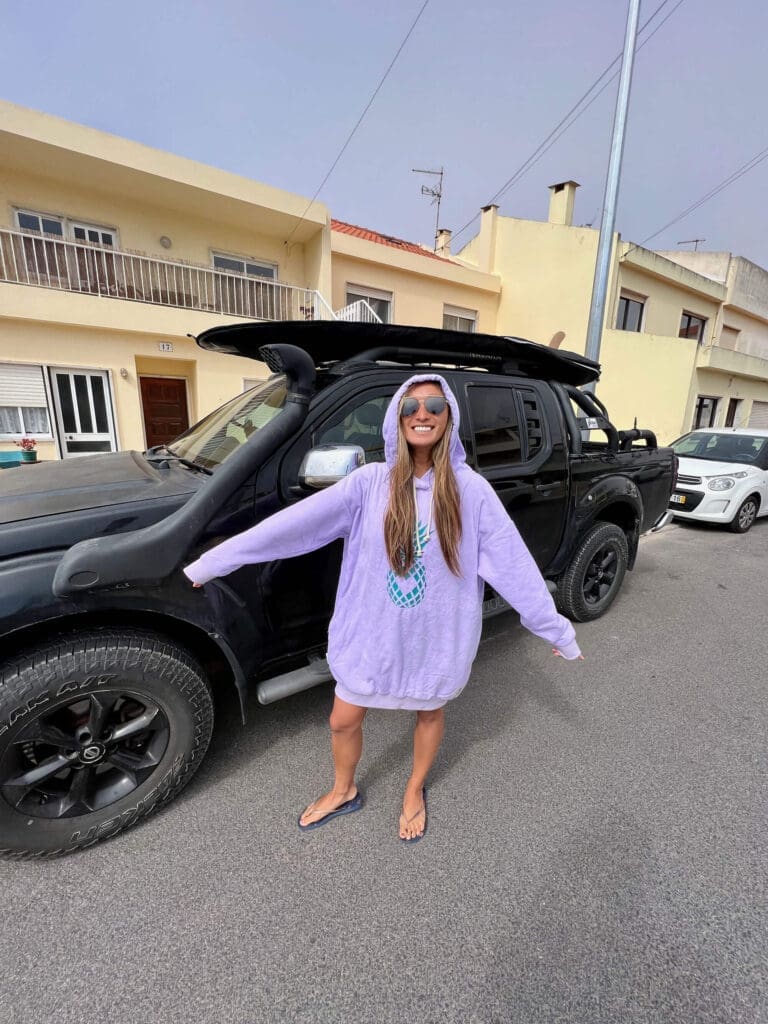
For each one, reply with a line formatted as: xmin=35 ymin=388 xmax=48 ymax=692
xmin=0 ymin=630 xmax=213 ymax=859
xmin=556 ymin=522 xmax=629 ymax=622
xmin=728 ymin=495 xmax=759 ymax=533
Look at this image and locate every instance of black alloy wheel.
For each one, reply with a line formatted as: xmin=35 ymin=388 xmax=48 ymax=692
xmin=1 ymin=691 xmax=171 ymax=820
xmin=0 ymin=630 xmax=214 ymax=858
xmin=556 ymin=521 xmax=629 ymax=622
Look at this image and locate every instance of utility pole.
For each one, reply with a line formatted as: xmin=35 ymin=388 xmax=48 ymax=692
xmin=413 ymin=167 xmax=444 ymax=250
xmin=584 ymin=0 xmax=641 ymax=378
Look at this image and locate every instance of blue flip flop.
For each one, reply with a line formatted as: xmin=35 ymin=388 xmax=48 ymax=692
xmin=298 ymin=790 xmax=363 ymax=832
xmin=400 ymin=787 xmax=427 ymax=844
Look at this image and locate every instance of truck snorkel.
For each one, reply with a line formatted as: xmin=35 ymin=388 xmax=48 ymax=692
xmin=52 ymin=344 xmax=316 ymax=597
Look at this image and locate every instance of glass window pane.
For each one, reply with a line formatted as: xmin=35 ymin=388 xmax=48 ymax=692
xmin=101 ymin=233 xmax=114 ymax=246
xmin=74 ymin=227 xmax=86 ymax=240
xmin=66 ymin=441 xmax=113 ymax=453
xmin=468 ymin=387 xmax=522 ymax=468
xmin=73 ymin=375 xmax=93 ymax=433
xmin=213 ymin=255 xmax=244 ymax=273
xmin=0 ymin=407 xmax=22 ymax=433
xmin=21 ymin=407 xmax=50 ymax=433
xmin=18 ymin=212 xmax=41 ymax=231
xmin=41 ymin=218 xmax=63 ymax=235
xmin=90 ymin=375 xmax=109 ymax=433
xmin=87 ymin=230 xmax=99 ymax=243
xmin=245 ymin=262 xmax=275 ymax=279
xmin=56 ymin=375 xmax=77 ymax=433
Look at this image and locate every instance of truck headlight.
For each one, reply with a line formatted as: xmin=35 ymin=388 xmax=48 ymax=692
xmin=708 ymin=477 xmax=735 ymax=491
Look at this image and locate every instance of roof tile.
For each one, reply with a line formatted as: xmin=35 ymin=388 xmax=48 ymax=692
xmin=331 ymin=219 xmax=455 ymax=263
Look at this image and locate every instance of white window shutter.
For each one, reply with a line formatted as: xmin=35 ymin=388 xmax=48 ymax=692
xmin=0 ymin=363 xmax=47 ymax=407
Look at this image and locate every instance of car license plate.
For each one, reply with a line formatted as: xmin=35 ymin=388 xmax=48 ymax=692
xmin=670 ymin=494 xmax=687 ymax=505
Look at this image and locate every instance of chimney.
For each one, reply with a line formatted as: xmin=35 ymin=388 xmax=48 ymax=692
xmin=548 ymin=180 xmax=580 ymax=226
xmin=435 ymin=228 xmax=452 ymax=256
xmin=476 ymin=204 xmax=499 ymax=272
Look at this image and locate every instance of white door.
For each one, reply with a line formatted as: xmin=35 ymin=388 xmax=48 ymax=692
xmin=50 ymin=368 xmax=117 ymax=457
xmin=748 ymin=400 xmax=768 ymax=429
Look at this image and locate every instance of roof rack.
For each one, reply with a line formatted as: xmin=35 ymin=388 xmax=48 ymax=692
xmin=196 ymin=320 xmax=600 ymax=387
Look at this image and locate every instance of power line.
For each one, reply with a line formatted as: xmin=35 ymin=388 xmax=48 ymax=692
xmin=450 ymin=0 xmax=685 ymax=248
xmin=283 ymin=0 xmax=430 ymax=248
xmin=621 ymin=144 xmax=768 ymax=257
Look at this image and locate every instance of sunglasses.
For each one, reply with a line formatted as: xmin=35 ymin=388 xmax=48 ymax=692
xmin=400 ymin=396 xmax=448 ymax=418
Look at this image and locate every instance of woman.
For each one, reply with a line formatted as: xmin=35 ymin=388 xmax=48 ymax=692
xmin=184 ymin=375 xmax=582 ymax=842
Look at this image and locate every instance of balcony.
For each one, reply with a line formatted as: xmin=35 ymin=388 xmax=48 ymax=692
xmin=0 ymin=227 xmax=338 ymax=322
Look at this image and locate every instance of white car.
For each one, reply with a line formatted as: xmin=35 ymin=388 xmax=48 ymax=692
xmin=668 ymin=428 xmax=768 ymax=532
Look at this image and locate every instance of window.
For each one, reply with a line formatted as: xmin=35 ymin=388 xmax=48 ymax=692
xmin=615 ymin=292 xmax=645 ymax=332
xmin=16 ymin=210 xmax=64 ymax=237
xmin=313 ymin=393 xmax=392 ymax=464
xmin=693 ymin=395 xmax=719 ymax=429
xmin=443 ymin=305 xmax=477 ymax=333
xmin=679 ymin=312 xmax=707 ymax=343
xmin=0 ymin=363 xmax=51 ymax=438
xmin=212 ymin=253 xmax=276 ymax=279
xmin=16 ymin=210 xmax=116 ymax=246
xmin=467 ymin=386 xmax=522 ymax=468
xmin=71 ymin=222 xmax=116 ymax=247
xmin=345 ymin=285 xmax=392 ymax=324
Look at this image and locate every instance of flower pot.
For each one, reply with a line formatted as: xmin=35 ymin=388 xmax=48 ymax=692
xmin=20 ymin=450 xmax=37 ymax=463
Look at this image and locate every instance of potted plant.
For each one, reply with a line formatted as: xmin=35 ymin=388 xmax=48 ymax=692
xmin=15 ymin=438 xmax=38 ymax=463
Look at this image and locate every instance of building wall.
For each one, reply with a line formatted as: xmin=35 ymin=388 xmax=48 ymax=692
xmin=0 ymin=317 xmax=265 ymax=456
xmin=488 ymin=217 xmax=599 ymax=352
xmin=0 ymin=166 xmax=311 ymax=286
xmin=599 ymin=329 xmax=700 ymax=443
xmin=616 ymin=263 xmax=721 ymax=343
xmin=331 ymin=245 xmax=500 ymax=332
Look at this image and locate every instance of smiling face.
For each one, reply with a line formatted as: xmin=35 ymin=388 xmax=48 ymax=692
xmin=399 ymin=381 xmax=450 ymax=455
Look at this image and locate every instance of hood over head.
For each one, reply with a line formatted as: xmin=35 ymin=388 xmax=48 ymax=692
xmin=382 ymin=373 xmax=466 ymax=469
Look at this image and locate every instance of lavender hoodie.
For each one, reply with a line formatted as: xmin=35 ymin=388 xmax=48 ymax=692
xmin=184 ymin=374 xmax=581 ymax=710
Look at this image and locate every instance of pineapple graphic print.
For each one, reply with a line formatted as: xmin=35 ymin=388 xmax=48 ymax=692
xmin=387 ymin=520 xmax=430 ymax=608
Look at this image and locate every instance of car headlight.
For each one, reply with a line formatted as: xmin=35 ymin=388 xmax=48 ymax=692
xmin=708 ymin=478 xmax=734 ymax=491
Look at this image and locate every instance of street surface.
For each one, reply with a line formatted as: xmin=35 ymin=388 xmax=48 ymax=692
xmin=1 ymin=520 xmax=766 ymax=1024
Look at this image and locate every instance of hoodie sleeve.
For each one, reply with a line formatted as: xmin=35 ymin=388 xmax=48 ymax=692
xmin=183 ymin=469 xmax=365 ymax=586
xmin=475 ymin=480 xmax=581 ymax=660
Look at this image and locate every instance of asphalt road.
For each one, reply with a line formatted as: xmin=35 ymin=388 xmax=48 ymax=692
xmin=1 ymin=519 xmax=766 ymax=1024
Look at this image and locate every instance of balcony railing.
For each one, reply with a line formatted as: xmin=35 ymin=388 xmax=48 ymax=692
xmin=0 ymin=227 xmax=339 ymax=322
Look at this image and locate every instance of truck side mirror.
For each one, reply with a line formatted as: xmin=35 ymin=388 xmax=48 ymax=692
xmin=298 ymin=444 xmax=365 ymax=490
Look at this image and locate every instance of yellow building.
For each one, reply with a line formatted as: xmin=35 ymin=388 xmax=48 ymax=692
xmin=0 ymin=100 xmax=334 ymax=461
xmin=2 ymin=101 xmax=767 ymax=462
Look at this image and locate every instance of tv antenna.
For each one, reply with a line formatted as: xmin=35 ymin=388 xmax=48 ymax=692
xmin=676 ymin=238 xmax=706 ymax=251
xmin=413 ymin=167 xmax=444 ymax=250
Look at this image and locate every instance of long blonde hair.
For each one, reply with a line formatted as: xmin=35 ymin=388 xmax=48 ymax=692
xmin=384 ymin=395 xmax=462 ymax=577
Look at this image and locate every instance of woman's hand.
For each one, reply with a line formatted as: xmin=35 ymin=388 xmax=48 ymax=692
xmin=552 ymin=648 xmax=585 ymax=660
xmin=191 ymin=582 xmax=202 ymax=589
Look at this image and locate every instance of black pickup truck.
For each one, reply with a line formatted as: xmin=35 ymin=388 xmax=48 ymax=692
xmin=0 ymin=322 xmax=675 ymax=857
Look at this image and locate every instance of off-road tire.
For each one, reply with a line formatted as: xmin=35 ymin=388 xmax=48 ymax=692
xmin=556 ymin=522 xmax=629 ymax=622
xmin=0 ymin=630 xmax=213 ymax=859
xmin=728 ymin=495 xmax=759 ymax=534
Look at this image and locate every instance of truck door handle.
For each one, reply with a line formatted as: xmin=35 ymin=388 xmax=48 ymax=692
xmin=534 ymin=481 xmax=553 ymax=493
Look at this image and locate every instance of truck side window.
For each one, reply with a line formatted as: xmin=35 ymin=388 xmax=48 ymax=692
xmin=468 ymin=386 xmax=522 ymax=468
xmin=521 ymin=390 xmax=543 ymax=457
xmin=313 ymin=395 xmax=391 ymax=464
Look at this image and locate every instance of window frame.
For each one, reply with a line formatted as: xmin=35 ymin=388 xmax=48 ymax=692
xmin=679 ymin=310 xmax=707 ymax=344
xmin=0 ymin=404 xmax=52 ymax=440
xmin=692 ymin=394 xmax=719 ymax=429
xmin=465 ymin=382 xmax=526 ymax=471
xmin=211 ymin=250 xmax=278 ymax=280
xmin=615 ymin=290 xmax=646 ymax=332
xmin=443 ymin=304 xmax=477 ymax=333
xmin=345 ymin=284 xmax=393 ymax=324
xmin=15 ymin=208 xmax=118 ymax=248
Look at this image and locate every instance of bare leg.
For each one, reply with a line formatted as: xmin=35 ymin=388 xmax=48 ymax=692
xmin=400 ymin=707 xmax=444 ymax=839
xmin=299 ymin=695 xmax=367 ymax=827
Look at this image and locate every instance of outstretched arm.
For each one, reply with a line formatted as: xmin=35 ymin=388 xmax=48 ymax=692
xmin=184 ymin=471 xmax=362 ymax=586
xmin=476 ymin=484 xmax=582 ymax=660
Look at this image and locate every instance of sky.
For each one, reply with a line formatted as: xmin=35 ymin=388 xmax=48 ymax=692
xmin=2 ymin=0 xmax=767 ymax=266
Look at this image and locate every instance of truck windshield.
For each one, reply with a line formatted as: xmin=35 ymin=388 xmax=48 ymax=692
xmin=163 ymin=375 xmax=288 ymax=470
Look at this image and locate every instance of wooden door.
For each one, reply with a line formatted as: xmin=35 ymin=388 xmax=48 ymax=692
xmin=140 ymin=377 xmax=189 ymax=448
